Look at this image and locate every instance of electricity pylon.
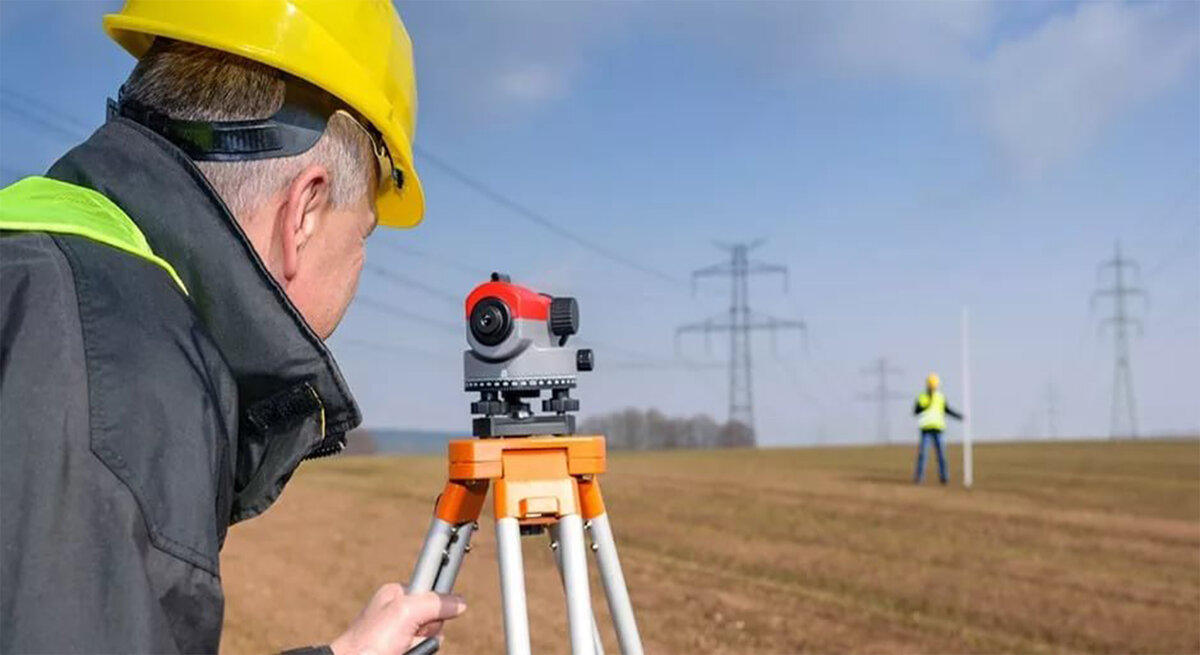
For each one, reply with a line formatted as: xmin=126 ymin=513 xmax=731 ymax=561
xmin=1092 ymin=241 xmax=1147 ymax=438
xmin=857 ymin=357 xmax=906 ymax=443
xmin=676 ymin=241 xmax=806 ymax=443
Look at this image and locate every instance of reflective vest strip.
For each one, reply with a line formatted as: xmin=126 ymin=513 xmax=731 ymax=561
xmin=0 ymin=176 xmax=187 ymax=295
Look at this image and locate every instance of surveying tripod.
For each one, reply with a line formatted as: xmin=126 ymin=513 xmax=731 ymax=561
xmin=405 ymin=274 xmax=644 ymax=655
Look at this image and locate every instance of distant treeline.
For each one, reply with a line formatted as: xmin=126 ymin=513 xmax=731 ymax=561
xmin=580 ymin=408 xmax=755 ymax=450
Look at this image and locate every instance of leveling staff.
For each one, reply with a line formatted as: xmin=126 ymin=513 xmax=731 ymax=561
xmin=0 ymin=2 xmax=465 ymax=653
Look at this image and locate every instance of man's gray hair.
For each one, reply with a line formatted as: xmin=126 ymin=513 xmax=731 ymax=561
xmin=121 ymin=40 xmax=372 ymax=221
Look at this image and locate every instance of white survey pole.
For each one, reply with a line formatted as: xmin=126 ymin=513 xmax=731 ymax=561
xmin=961 ymin=306 xmax=974 ymax=488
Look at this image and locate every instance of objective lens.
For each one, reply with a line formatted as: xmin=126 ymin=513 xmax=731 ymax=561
xmin=470 ymin=297 xmax=512 ymax=346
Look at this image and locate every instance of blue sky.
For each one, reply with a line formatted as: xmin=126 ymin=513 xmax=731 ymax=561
xmin=2 ymin=1 xmax=1197 ymax=445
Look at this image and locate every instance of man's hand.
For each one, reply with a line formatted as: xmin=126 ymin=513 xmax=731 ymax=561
xmin=330 ymin=584 xmax=467 ymax=655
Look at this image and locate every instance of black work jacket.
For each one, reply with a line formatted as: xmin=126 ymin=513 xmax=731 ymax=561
xmin=0 ymin=118 xmax=361 ymax=653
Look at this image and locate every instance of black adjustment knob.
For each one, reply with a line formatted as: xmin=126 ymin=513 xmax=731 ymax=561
xmin=548 ymin=297 xmax=579 ymax=344
xmin=470 ymin=400 xmax=506 ymax=415
xmin=576 ymin=348 xmax=594 ymax=372
xmin=542 ymin=397 xmax=580 ymax=413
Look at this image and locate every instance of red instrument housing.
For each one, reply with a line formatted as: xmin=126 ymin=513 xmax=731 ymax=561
xmin=465 ymin=280 xmax=550 ymax=321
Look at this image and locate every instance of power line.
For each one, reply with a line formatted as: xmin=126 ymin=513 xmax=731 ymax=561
xmin=414 ymin=146 xmax=683 ymax=287
xmin=332 ymin=336 xmax=447 ymax=360
xmin=362 ymin=262 xmax=462 ymax=306
xmin=1 ymin=89 xmax=95 ymax=134
xmin=1092 ymin=241 xmax=1147 ymax=438
xmin=603 ymin=360 xmax=725 ymax=372
xmin=371 ymin=239 xmax=491 ymax=280
xmin=3 ymin=89 xmax=715 ymax=373
xmin=856 ymin=357 xmax=906 ymax=444
xmin=676 ymin=240 xmax=806 ymax=442
xmin=353 ymin=294 xmax=460 ymax=332
xmin=0 ymin=96 xmax=90 ymax=143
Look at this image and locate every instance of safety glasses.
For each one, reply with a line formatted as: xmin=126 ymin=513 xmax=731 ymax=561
xmin=336 ymin=109 xmax=402 ymax=195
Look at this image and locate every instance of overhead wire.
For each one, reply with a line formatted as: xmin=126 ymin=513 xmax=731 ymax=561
xmin=331 ymin=336 xmax=447 ymax=360
xmin=352 ymin=295 xmax=460 ymax=332
xmin=362 ymin=262 xmax=462 ymax=306
xmin=1 ymin=88 xmax=96 ymax=134
xmin=414 ymin=145 xmax=684 ymax=288
xmin=371 ymin=239 xmax=491 ymax=280
xmin=2 ymin=89 xmax=711 ymax=374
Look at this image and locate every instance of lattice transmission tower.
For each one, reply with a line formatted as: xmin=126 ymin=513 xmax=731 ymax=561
xmin=1092 ymin=241 xmax=1147 ymax=438
xmin=856 ymin=357 xmax=906 ymax=443
xmin=676 ymin=241 xmax=806 ymax=442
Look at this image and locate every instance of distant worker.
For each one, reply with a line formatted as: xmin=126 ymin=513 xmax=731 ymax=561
xmin=912 ymin=373 xmax=964 ymax=484
xmin=0 ymin=2 xmax=465 ymax=654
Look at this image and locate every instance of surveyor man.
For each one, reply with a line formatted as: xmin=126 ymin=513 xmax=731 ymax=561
xmin=0 ymin=2 xmax=465 ymax=653
xmin=912 ymin=373 xmax=964 ymax=484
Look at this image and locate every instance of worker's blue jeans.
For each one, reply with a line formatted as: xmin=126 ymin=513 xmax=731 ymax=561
xmin=914 ymin=429 xmax=948 ymax=484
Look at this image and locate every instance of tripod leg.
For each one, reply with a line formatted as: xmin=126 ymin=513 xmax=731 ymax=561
xmin=410 ymin=516 xmax=456 ymax=593
xmin=558 ymin=514 xmax=597 ymax=655
xmin=549 ymin=524 xmax=606 ymax=655
xmin=580 ymin=481 xmax=644 ymax=655
xmin=496 ymin=517 xmax=532 ymax=655
xmin=434 ymin=521 xmax=476 ymax=593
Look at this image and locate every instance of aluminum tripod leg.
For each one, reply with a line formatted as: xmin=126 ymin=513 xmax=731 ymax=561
xmin=496 ymin=517 xmax=532 ymax=655
xmin=550 ymin=524 xmax=606 ymax=655
xmin=589 ymin=514 xmax=644 ymax=655
xmin=558 ymin=514 xmax=597 ymax=655
xmin=410 ymin=517 xmax=456 ymax=593
xmin=434 ymin=522 xmax=475 ymax=593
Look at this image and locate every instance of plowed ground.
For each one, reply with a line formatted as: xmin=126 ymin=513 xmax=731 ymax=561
xmin=221 ymin=439 xmax=1200 ymax=654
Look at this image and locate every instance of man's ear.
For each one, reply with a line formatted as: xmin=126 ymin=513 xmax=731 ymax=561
xmin=279 ymin=164 xmax=332 ymax=282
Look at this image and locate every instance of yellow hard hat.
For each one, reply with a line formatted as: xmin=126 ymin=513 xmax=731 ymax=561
xmin=926 ymin=373 xmax=940 ymax=389
xmin=103 ymin=0 xmax=424 ymax=228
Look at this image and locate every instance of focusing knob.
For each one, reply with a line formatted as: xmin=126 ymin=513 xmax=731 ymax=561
xmin=576 ymin=349 xmax=594 ymax=372
xmin=549 ymin=297 xmax=579 ymax=344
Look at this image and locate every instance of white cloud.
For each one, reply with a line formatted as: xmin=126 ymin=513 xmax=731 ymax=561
xmin=491 ymin=62 xmax=569 ymax=106
xmin=823 ymin=1 xmax=992 ymax=81
xmin=645 ymin=1 xmax=992 ymax=83
xmin=977 ymin=1 xmax=1199 ymax=178
xmin=401 ymin=2 xmax=630 ymax=121
xmin=404 ymin=1 xmax=1198 ymax=178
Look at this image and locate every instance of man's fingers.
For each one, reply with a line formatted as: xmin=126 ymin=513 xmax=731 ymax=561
xmin=415 ymin=621 xmax=444 ymax=638
xmin=400 ymin=592 xmax=467 ymax=625
xmin=408 ymin=635 xmax=444 ymax=652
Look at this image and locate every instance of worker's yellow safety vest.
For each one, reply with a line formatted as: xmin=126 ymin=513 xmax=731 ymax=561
xmin=0 ymin=176 xmax=187 ymax=295
xmin=916 ymin=391 xmax=947 ymax=431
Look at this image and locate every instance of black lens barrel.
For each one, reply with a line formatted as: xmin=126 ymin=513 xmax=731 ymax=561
xmin=469 ymin=297 xmax=513 ymax=346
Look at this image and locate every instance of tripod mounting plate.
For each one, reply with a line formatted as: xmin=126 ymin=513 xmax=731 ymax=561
xmin=473 ymin=414 xmax=576 ymax=438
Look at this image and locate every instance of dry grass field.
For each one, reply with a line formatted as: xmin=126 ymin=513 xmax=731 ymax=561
xmin=221 ymin=438 xmax=1200 ymax=654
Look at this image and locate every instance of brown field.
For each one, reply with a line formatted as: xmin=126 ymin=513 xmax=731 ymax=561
xmin=221 ymin=439 xmax=1200 ymax=654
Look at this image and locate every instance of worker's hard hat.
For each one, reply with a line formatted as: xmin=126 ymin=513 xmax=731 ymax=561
xmin=103 ymin=0 xmax=424 ymax=228
xmin=926 ymin=373 xmax=940 ymax=389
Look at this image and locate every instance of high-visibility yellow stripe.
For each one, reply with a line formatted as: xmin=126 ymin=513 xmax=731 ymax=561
xmin=0 ymin=176 xmax=187 ymax=295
